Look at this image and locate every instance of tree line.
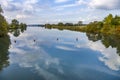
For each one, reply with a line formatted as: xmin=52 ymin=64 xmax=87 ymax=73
xmin=45 ymin=14 xmax=120 ymax=35
xmin=0 ymin=5 xmax=27 ymax=37
xmin=83 ymin=14 xmax=120 ymax=34
xmin=45 ymin=21 xmax=85 ymax=28
xmin=45 ymin=21 xmax=87 ymax=32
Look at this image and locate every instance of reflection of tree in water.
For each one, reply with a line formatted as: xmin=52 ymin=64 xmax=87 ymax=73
xmin=0 ymin=35 xmax=11 ymax=71
xmin=0 ymin=27 xmax=27 ymax=70
xmin=9 ymin=27 xmax=27 ymax=37
xmin=86 ymin=33 xmax=120 ymax=55
xmin=101 ymin=35 xmax=120 ymax=55
xmin=86 ymin=33 xmax=102 ymax=42
xmin=21 ymin=26 xmax=27 ymax=33
xmin=9 ymin=29 xmax=20 ymax=37
xmin=13 ymin=29 xmax=20 ymax=37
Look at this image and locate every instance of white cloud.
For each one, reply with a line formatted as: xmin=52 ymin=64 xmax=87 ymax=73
xmin=54 ymin=3 xmax=78 ymax=10
xmin=22 ymin=0 xmax=39 ymax=13
xmin=55 ymin=0 xmax=69 ymax=3
xmin=0 ymin=0 xmax=120 ymax=24
xmin=54 ymin=0 xmax=87 ymax=10
xmin=89 ymin=0 xmax=120 ymax=10
xmin=54 ymin=0 xmax=120 ymax=10
xmin=76 ymin=0 xmax=87 ymax=5
xmin=16 ymin=14 xmax=30 ymax=19
xmin=53 ymin=0 xmax=87 ymax=11
xmin=0 ymin=0 xmax=39 ymax=13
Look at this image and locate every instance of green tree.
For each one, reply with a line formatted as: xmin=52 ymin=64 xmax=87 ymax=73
xmin=0 ymin=5 xmax=3 ymax=13
xmin=0 ymin=5 xmax=8 ymax=37
xmin=112 ymin=15 xmax=120 ymax=26
xmin=10 ymin=19 xmax=19 ymax=29
xmin=104 ymin=14 xmax=113 ymax=25
xmin=65 ymin=23 xmax=73 ymax=26
xmin=45 ymin=24 xmax=52 ymax=29
xmin=58 ymin=22 xmax=64 ymax=26
xmin=78 ymin=21 xmax=83 ymax=26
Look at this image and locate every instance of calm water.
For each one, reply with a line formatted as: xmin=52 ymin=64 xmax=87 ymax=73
xmin=0 ymin=27 xmax=120 ymax=80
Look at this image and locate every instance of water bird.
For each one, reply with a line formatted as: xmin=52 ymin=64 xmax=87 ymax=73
xmin=76 ymin=38 xmax=78 ymax=41
xmin=57 ymin=38 xmax=59 ymax=41
xmin=34 ymin=39 xmax=36 ymax=42
xmin=14 ymin=40 xmax=16 ymax=43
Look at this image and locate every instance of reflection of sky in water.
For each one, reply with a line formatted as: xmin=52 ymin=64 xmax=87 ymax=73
xmin=5 ymin=27 xmax=120 ymax=80
xmin=75 ymin=40 xmax=120 ymax=71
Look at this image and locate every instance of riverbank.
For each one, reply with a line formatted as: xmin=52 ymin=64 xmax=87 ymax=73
xmin=45 ymin=25 xmax=85 ymax=32
xmin=45 ymin=25 xmax=120 ymax=36
xmin=45 ymin=14 xmax=120 ymax=36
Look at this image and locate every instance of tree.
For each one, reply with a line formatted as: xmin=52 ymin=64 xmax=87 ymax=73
xmin=0 ymin=5 xmax=8 ymax=37
xmin=58 ymin=22 xmax=64 ymax=26
xmin=10 ymin=19 xmax=19 ymax=29
xmin=0 ymin=15 xmax=8 ymax=37
xmin=111 ymin=15 xmax=120 ymax=26
xmin=45 ymin=23 xmax=52 ymax=29
xmin=78 ymin=21 xmax=83 ymax=26
xmin=0 ymin=5 xmax=3 ymax=14
xmin=104 ymin=14 xmax=113 ymax=25
xmin=65 ymin=23 xmax=73 ymax=26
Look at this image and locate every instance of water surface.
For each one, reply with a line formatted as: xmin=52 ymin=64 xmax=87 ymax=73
xmin=0 ymin=27 xmax=120 ymax=80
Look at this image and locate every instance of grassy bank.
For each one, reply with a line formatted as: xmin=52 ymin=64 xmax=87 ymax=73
xmin=45 ymin=25 xmax=85 ymax=32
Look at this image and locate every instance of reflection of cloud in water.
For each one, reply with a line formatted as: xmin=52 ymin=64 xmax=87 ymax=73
xmin=76 ymin=41 xmax=120 ymax=71
xmin=52 ymin=30 xmax=120 ymax=71
xmin=34 ymin=64 xmax=61 ymax=80
xmin=76 ymin=64 xmax=120 ymax=78
xmin=56 ymin=45 xmax=76 ymax=51
xmin=9 ymin=34 xmax=64 ymax=80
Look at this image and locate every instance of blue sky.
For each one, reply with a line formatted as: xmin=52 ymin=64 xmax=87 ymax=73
xmin=0 ymin=0 xmax=120 ymax=24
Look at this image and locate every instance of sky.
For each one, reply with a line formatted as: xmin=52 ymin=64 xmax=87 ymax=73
xmin=0 ymin=0 xmax=120 ymax=24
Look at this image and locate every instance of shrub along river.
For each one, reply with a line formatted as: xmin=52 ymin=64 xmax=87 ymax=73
xmin=0 ymin=27 xmax=120 ymax=80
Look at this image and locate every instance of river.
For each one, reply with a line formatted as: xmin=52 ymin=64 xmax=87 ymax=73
xmin=0 ymin=27 xmax=120 ymax=80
